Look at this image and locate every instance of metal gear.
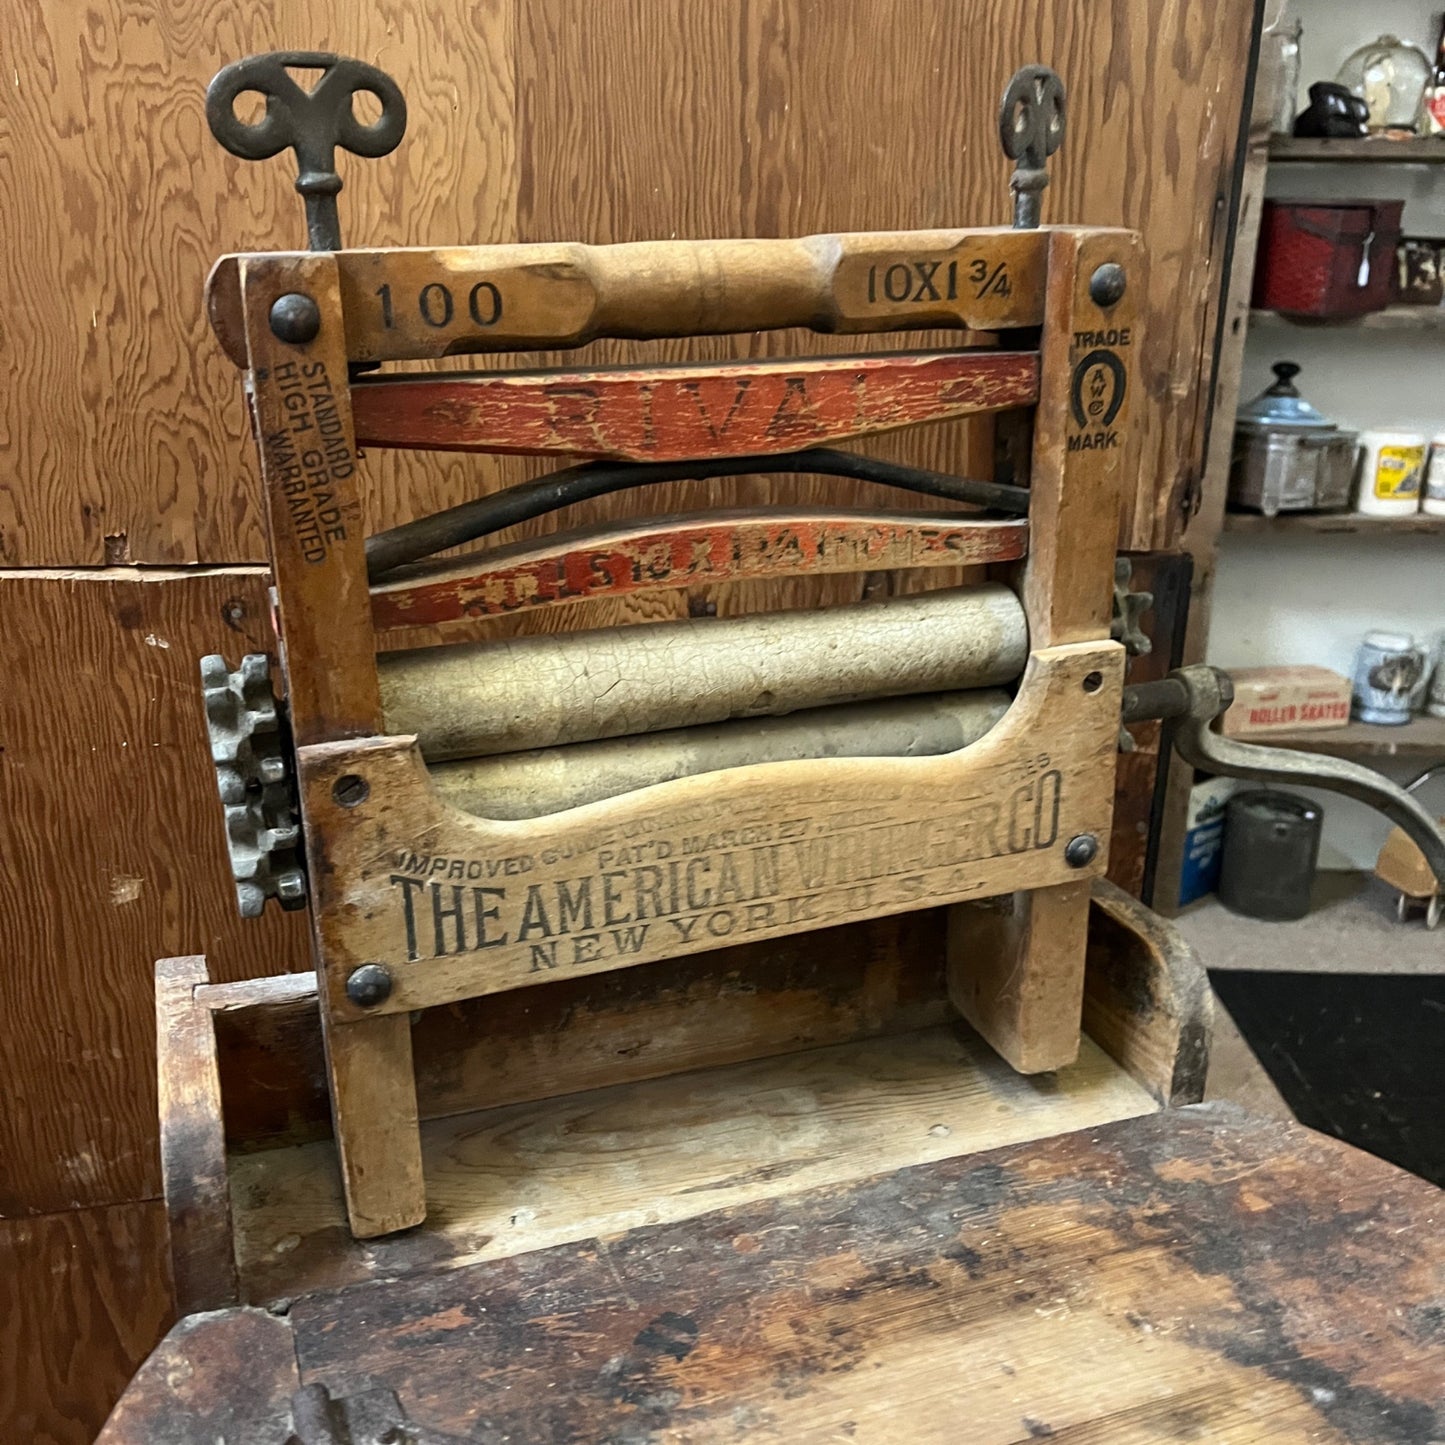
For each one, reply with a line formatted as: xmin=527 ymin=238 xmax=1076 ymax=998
xmin=199 ymin=653 xmax=307 ymax=918
xmin=1111 ymin=556 xmax=1153 ymax=658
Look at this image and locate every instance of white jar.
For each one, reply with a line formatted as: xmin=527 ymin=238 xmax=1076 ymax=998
xmin=1423 ymin=435 xmax=1445 ymax=517
xmin=1355 ymin=429 xmax=1426 ymax=515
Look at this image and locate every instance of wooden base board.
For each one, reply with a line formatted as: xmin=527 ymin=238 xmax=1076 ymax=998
xmin=229 ymin=1021 xmax=1156 ymax=1304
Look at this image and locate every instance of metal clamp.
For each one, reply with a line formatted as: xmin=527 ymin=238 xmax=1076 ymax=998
xmin=1124 ymin=665 xmax=1445 ymax=887
xmin=200 ymin=653 xmax=306 ymax=917
xmin=999 ymin=65 xmax=1066 ymax=230
xmin=205 ymin=52 xmax=407 ymax=250
xmin=291 ymin=1382 xmax=469 ymax=1445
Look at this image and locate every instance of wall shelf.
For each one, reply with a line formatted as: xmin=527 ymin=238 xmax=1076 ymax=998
xmin=1268 ymin=136 xmax=1445 ymax=164
xmin=1261 ymin=715 xmax=1445 ymax=760
xmin=1250 ymin=306 xmax=1445 ymax=331
xmin=1223 ymin=511 xmax=1445 ymax=535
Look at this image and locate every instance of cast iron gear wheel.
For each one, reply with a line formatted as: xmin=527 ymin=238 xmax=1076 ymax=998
xmin=199 ymin=652 xmax=307 ymax=918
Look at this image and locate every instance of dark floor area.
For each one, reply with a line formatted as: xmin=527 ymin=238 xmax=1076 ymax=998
xmin=1209 ymin=970 xmax=1445 ymax=1187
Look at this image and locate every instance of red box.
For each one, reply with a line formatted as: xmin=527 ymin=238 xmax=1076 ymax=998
xmin=1253 ymin=200 xmax=1404 ymax=318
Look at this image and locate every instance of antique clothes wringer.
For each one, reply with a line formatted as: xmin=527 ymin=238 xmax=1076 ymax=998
xmin=178 ymin=53 xmax=1445 ymax=1262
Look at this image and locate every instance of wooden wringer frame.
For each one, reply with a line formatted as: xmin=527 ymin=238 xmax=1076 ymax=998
xmin=196 ymin=54 xmax=1152 ymax=1240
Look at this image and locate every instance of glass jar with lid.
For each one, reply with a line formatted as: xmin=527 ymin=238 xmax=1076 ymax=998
xmin=1336 ymin=34 xmax=1431 ymax=132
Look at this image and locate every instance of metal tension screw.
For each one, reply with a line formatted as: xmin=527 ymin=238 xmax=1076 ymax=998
xmin=346 ymin=963 xmax=393 ymax=1008
xmin=1089 ymin=263 xmax=1127 ymax=308
xmin=270 ymin=292 xmax=321 ymax=343
xmin=1064 ymin=834 xmax=1099 ymax=868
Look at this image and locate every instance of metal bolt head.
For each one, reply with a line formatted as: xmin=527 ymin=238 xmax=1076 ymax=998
xmin=1089 ymin=263 xmax=1127 ymax=308
xmin=1064 ymin=833 xmax=1099 ymax=868
xmin=269 ymin=292 xmax=321 ymax=344
xmin=346 ymin=963 xmax=393 ymax=1008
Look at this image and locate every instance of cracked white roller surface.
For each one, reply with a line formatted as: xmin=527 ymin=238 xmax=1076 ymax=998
xmin=430 ymin=688 xmax=1012 ymax=818
xmin=379 ymin=584 xmax=1027 ymax=760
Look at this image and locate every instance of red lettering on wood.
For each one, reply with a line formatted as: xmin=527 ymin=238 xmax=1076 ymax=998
xmin=371 ymin=509 xmax=1029 ymax=633
xmin=351 ymin=351 xmax=1039 ymax=462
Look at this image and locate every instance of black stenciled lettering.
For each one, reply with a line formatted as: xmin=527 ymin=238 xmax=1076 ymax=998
xmin=468 ymin=280 xmax=503 ymax=327
xmin=911 ymin=260 xmax=941 ymax=301
xmin=375 ymin=283 xmax=394 ymax=328
xmin=418 ymin=282 xmax=454 ymax=328
xmin=472 ymin=887 xmax=507 ymax=948
xmin=431 ymin=883 xmax=467 ymax=954
xmin=556 ymin=877 xmax=594 ymax=933
xmin=1034 ymin=769 xmax=1062 ymax=848
xmin=389 ymin=874 xmax=428 ymax=961
xmin=883 ymin=263 xmax=912 ymax=302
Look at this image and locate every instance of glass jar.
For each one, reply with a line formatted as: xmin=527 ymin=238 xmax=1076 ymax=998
xmin=1336 ymin=34 xmax=1431 ymax=132
xmin=1270 ymin=19 xmax=1303 ymax=134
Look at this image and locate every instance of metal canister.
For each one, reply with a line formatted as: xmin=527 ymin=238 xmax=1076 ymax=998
xmin=1218 ymin=790 xmax=1323 ymax=921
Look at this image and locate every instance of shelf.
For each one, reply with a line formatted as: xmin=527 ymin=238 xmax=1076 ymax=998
xmin=1268 ymin=136 xmax=1445 ymax=164
xmin=1250 ymin=306 xmax=1445 ymax=331
xmin=1223 ymin=511 xmax=1445 ymax=535
xmin=1257 ymin=715 xmax=1445 ymax=760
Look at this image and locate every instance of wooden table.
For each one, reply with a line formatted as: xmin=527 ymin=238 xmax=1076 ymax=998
xmin=102 ymin=1105 xmax=1443 ymax=1443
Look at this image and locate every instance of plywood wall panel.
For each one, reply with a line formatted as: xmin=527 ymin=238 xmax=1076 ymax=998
xmin=0 ymin=1201 xmax=173 ymax=1445
xmin=0 ymin=0 xmax=1251 ymax=566
xmin=0 ymin=570 xmax=308 ymax=1215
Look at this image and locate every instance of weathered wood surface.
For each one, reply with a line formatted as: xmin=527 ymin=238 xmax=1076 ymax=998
xmin=1 ymin=0 xmax=1255 ymax=566
xmin=98 ymin=1309 xmax=296 ymax=1445
xmin=0 ymin=570 xmax=306 ymax=1217
xmin=948 ymin=228 xmax=1140 ymax=1075
xmin=228 ymin=1025 xmax=1157 ymax=1305
xmin=1083 ymin=879 xmax=1211 ymax=1106
xmin=350 ymin=352 xmax=1040 ymax=460
xmin=303 ymin=642 xmax=1122 ymax=1021
xmin=208 ymin=913 xmax=955 ymax=1157
xmin=209 ymin=230 xmax=1052 ymax=366
xmin=154 ymin=956 xmax=238 ymax=1316
xmin=0 ymin=1201 xmax=174 ymax=1445
xmin=106 ymin=1109 xmax=1445 ymax=1443
xmin=371 ymin=510 xmax=1030 ymax=634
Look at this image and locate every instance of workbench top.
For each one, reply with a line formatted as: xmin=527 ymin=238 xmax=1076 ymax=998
xmin=104 ymin=1104 xmax=1442 ymax=1442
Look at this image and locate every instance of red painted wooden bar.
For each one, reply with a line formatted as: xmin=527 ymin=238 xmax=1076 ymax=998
xmin=351 ymin=350 xmax=1039 ymax=461
xmin=369 ymin=508 xmax=1031 ymax=631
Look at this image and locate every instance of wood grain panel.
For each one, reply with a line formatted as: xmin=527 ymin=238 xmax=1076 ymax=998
xmin=0 ymin=0 xmax=1250 ymax=565
xmin=0 ymin=1201 xmax=174 ymax=1445
xmin=0 ymin=0 xmax=516 ymax=565
xmin=0 ymin=570 xmax=308 ymax=1215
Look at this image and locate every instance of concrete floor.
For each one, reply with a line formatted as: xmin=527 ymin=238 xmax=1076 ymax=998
xmin=1174 ymin=870 xmax=1445 ymax=1121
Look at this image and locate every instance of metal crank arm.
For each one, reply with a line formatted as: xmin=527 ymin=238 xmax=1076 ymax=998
xmin=1125 ymin=664 xmax=1445 ymax=886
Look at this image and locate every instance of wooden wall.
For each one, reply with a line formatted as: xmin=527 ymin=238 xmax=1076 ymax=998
xmin=0 ymin=1 xmax=1255 ymax=1439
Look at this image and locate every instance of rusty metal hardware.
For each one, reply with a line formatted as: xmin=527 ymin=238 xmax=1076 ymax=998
xmin=999 ymin=65 xmax=1066 ymax=229
xmin=205 ymin=52 xmax=406 ymax=250
xmin=1123 ymin=665 xmax=1445 ymax=886
xmin=200 ymin=653 xmax=306 ymax=916
xmin=365 ymin=448 xmax=1031 ymax=580
xmin=1111 ymin=557 xmax=1153 ymax=659
xmin=290 ymin=1381 xmax=468 ymax=1445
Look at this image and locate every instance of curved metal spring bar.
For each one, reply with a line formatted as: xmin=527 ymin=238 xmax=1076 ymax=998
xmin=364 ymin=447 xmax=1030 ymax=580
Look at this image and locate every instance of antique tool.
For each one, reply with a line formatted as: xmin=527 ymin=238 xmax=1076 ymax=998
xmin=192 ymin=53 xmax=1445 ymax=1243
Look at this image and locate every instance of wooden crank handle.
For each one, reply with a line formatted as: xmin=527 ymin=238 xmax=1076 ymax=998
xmin=206 ymin=53 xmax=407 ymax=250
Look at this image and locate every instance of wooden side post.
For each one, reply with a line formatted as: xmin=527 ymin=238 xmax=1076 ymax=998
xmin=239 ymin=254 xmax=425 ymax=1238
xmin=154 ymin=955 xmax=239 ymax=1313
xmin=950 ymin=228 xmax=1143 ymax=1073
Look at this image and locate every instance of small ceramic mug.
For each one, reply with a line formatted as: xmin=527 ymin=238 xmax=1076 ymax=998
xmin=1352 ymin=630 xmax=1430 ymax=725
xmin=1428 ymin=635 xmax=1445 ymax=720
